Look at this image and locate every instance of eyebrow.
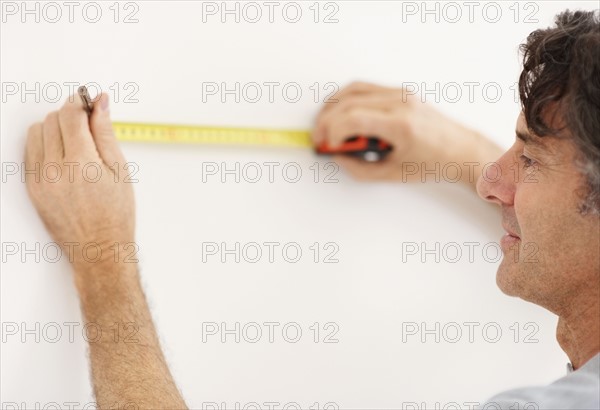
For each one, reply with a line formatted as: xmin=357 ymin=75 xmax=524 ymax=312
xmin=516 ymin=130 xmax=545 ymax=148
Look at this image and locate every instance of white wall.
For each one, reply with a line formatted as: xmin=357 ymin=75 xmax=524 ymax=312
xmin=2 ymin=1 xmax=596 ymax=408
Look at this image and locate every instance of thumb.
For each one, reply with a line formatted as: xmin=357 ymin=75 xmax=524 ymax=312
xmin=90 ymin=93 xmax=125 ymax=166
xmin=334 ymin=155 xmax=396 ymax=181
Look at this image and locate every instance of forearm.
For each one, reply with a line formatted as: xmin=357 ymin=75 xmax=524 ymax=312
xmin=74 ymin=260 xmax=187 ymax=409
xmin=24 ymin=94 xmax=186 ymax=408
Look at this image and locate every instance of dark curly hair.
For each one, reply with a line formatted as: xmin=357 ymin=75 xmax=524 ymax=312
xmin=519 ymin=10 xmax=600 ymax=214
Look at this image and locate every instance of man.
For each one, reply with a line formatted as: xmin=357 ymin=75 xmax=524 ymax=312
xmin=24 ymin=10 xmax=599 ymax=410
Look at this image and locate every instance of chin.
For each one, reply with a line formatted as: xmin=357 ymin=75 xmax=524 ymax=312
xmin=496 ymin=256 xmax=549 ymax=308
xmin=495 ymin=258 xmax=526 ymax=297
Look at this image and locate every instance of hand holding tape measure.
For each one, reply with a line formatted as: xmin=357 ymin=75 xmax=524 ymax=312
xmin=78 ymin=85 xmax=394 ymax=162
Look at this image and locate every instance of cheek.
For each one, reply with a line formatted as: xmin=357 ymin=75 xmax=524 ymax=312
xmin=514 ymin=182 xmax=554 ymax=250
xmin=514 ymin=177 xmax=581 ymax=262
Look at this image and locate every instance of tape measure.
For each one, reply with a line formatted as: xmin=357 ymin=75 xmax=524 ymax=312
xmin=111 ymin=122 xmax=393 ymax=161
xmin=112 ymin=122 xmax=312 ymax=148
xmin=81 ymin=79 xmax=389 ymax=159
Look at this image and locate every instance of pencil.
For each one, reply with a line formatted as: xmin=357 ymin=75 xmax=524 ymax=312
xmin=78 ymin=85 xmax=94 ymax=116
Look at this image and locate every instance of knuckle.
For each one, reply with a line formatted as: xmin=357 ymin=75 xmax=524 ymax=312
xmin=59 ymin=98 xmax=81 ymax=119
xmin=27 ymin=122 xmax=42 ymax=138
xmin=400 ymin=92 xmax=418 ymax=106
xmin=44 ymin=111 xmax=59 ymax=125
xmin=337 ymin=96 xmax=360 ymax=112
xmin=346 ymin=110 xmax=369 ymax=130
xmin=96 ymin=122 xmax=116 ymax=138
xmin=316 ymin=111 xmax=336 ymax=131
xmin=347 ymin=81 xmax=370 ymax=90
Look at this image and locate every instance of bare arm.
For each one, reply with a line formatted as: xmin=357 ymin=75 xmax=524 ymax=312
xmin=25 ymin=93 xmax=187 ymax=409
xmin=76 ymin=261 xmax=187 ymax=409
xmin=312 ymin=81 xmax=505 ymax=191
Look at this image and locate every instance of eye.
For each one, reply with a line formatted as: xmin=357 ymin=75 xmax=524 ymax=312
xmin=520 ymin=154 xmax=536 ymax=169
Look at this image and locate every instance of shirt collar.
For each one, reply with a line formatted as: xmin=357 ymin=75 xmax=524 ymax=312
xmin=566 ymin=352 xmax=600 ymax=374
xmin=566 ymin=362 xmax=574 ymax=374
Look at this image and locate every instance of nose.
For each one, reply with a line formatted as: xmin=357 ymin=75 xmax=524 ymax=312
xmin=476 ymin=149 xmax=515 ymax=207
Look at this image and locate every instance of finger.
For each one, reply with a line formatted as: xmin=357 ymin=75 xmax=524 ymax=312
xmin=325 ymin=109 xmax=393 ymax=148
xmin=317 ymin=82 xmax=397 ymax=118
xmin=333 ymin=155 xmax=395 ymax=181
xmin=58 ymin=93 xmax=97 ymax=160
xmin=25 ymin=122 xmax=43 ymax=184
xmin=42 ymin=111 xmax=64 ymax=162
xmin=313 ymin=94 xmax=403 ymax=144
xmin=335 ymin=81 xmax=394 ymax=100
xmin=325 ymin=94 xmax=404 ymax=117
xmin=89 ymin=93 xmax=125 ymax=167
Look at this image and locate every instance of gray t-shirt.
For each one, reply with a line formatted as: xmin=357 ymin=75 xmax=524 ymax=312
xmin=479 ymin=353 xmax=600 ymax=410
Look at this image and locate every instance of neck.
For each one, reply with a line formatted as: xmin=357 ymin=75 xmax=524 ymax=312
xmin=556 ymin=295 xmax=600 ymax=370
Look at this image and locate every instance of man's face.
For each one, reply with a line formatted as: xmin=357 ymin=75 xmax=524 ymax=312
xmin=476 ymin=112 xmax=599 ymax=314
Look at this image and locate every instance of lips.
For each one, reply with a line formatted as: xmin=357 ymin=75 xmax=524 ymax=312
xmin=502 ymin=225 xmax=520 ymax=239
xmin=500 ymin=223 xmax=521 ymax=250
xmin=502 ymin=217 xmax=521 ymax=238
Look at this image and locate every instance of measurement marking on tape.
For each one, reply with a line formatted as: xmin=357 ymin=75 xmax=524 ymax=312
xmin=112 ymin=122 xmax=313 ymax=148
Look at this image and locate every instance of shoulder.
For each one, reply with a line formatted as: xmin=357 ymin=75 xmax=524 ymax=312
xmin=479 ymin=354 xmax=600 ymax=410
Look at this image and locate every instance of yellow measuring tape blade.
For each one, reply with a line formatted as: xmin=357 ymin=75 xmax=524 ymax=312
xmin=113 ymin=122 xmax=313 ymax=148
